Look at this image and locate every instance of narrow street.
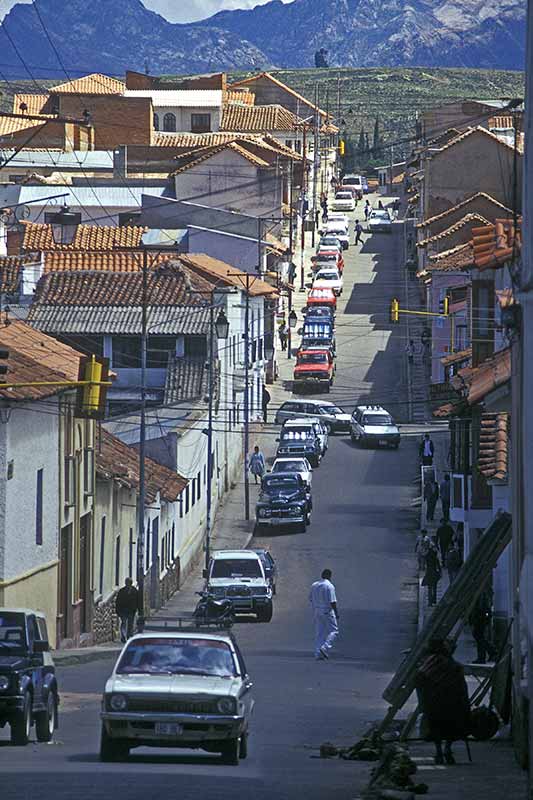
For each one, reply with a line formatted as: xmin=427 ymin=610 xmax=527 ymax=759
xmin=0 ymin=205 xmax=420 ymax=800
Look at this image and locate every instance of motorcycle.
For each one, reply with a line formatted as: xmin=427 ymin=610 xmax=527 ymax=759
xmin=193 ymin=591 xmax=235 ymax=628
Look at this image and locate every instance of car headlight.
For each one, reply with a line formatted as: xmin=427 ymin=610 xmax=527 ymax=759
xmin=0 ymin=675 xmax=9 ymax=691
xmin=288 ymin=506 xmax=300 ymax=516
xmin=258 ymin=508 xmax=267 ymax=518
xmin=210 ymin=586 xmax=226 ymax=597
xmin=110 ymin=693 xmax=128 ymax=711
xmin=217 ymin=697 xmax=236 ymax=715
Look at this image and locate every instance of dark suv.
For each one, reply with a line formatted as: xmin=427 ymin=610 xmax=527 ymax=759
xmin=0 ymin=609 xmax=59 ymax=745
xmin=255 ymin=473 xmax=311 ymax=533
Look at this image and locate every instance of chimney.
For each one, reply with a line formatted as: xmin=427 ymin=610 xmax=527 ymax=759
xmin=113 ymin=146 xmax=128 ymax=179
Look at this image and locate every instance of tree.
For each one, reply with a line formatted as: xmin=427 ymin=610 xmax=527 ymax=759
xmin=365 ymin=132 xmax=370 ymax=154
xmin=373 ymin=116 xmax=381 ymax=156
xmin=358 ymin=127 xmax=365 ymax=158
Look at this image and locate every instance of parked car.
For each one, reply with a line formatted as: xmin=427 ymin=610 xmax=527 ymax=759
xmin=332 ymin=191 xmax=356 ymax=212
xmin=324 ymin=222 xmax=349 ymax=249
xmin=284 ymin=418 xmax=328 ymax=455
xmin=100 ymin=628 xmax=254 ymax=764
xmin=271 ymin=457 xmax=313 ymax=489
xmin=293 ymin=348 xmax=335 ymax=393
xmin=0 ymin=609 xmax=58 ymax=746
xmin=311 ymin=251 xmax=344 ymax=274
xmin=275 ymin=398 xmax=351 ymax=433
xmin=303 ymin=305 xmax=335 ymax=324
xmin=307 ymin=287 xmax=337 ymax=311
xmin=255 ymin=473 xmax=310 ymax=533
xmin=299 ymin=320 xmax=336 ymax=356
xmin=327 ymin=212 xmax=349 ymax=228
xmin=313 ymin=267 xmax=343 ymax=296
xmin=350 ymin=405 xmax=401 ymax=448
xmin=204 ymin=550 xmax=273 ymax=622
xmin=276 ymin=422 xmax=322 ymax=466
xmin=339 ymin=185 xmax=360 ymax=201
xmin=253 ymin=548 xmax=277 ymax=594
xmin=317 ymin=236 xmax=343 ymax=254
xmin=341 ymin=174 xmax=363 ymax=199
xmin=367 ymin=209 xmax=392 ymax=233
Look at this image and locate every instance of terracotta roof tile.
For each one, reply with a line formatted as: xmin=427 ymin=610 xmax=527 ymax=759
xmin=426 ymin=127 xmax=462 ymax=148
xmin=432 ymin=399 xmax=467 ymax=419
xmin=42 ymin=251 xmax=169 ymax=273
xmin=0 ymin=115 xmax=52 ymax=137
xmin=230 ymin=72 xmax=327 ymax=118
xmin=467 ymin=347 xmax=511 ymax=406
xmin=416 ymin=193 xmax=513 ymax=230
xmin=224 ymin=89 xmax=255 ymax=106
xmin=221 ymin=103 xmax=302 ymax=132
xmin=50 ymin=73 xmax=125 ymax=95
xmin=164 ymin=357 xmax=208 ymax=404
xmin=22 ymin=222 xmax=146 ymax=252
xmin=13 ymin=94 xmax=54 ymax=115
xmin=441 ymin=346 xmax=472 ymax=367
xmin=432 ymin=125 xmax=524 ymax=157
xmin=423 ymin=242 xmax=474 ymax=273
xmin=170 ymin=140 xmax=272 ymax=176
xmin=179 ymin=253 xmax=278 ymax=298
xmin=97 ymin=428 xmax=187 ymax=504
xmin=478 ymin=412 xmax=509 ymax=482
xmin=472 ymin=218 xmax=521 ymax=271
xmin=0 ymin=255 xmax=38 ymax=293
xmin=418 ymin=213 xmax=490 ymax=248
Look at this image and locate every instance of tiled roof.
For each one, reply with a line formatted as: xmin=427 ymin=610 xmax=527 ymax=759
xmin=22 ymin=222 xmax=146 ymax=252
xmin=472 ymin=218 xmax=521 ymax=271
xmin=50 ymin=74 xmax=125 ymax=95
xmin=153 ymin=131 xmax=247 ymax=148
xmin=0 ymin=115 xmax=51 ymax=137
xmin=221 ymin=103 xmax=302 ymax=132
xmin=225 ymin=89 xmax=255 ymax=106
xmin=467 ymin=347 xmax=511 ymax=406
xmin=265 ymin=232 xmax=287 ymax=255
xmin=478 ymin=412 xmax=509 ymax=482
xmin=32 ymin=262 xmax=213 ymax=307
xmin=441 ymin=347 xmax=472 ymax=367
xmin=13 ymin=94 xmax=54 ymax=115
xmin=418 ymin=213 xmax=490 ymax=248
xmin=179 ymin=253 xmax=279 ymax=297
xmin=0 ymin=317 xmax=83 ymax=401
xmin=432 ymin=125 xmax=524 ymax=157
xmin=170 ymin=140 xmax=271 ymax=176
xmin=426 ymin=242 xmax=474 ymax=272
xmin=97 ymin=428 xmax=187 ymax=504
xmin=0 ymin=255 xmax=38 ymax=293
xmin=164 ymin=357 xmax=208 ymax=405
xmin=230 ymin=72 xmax=327 ymax=118
xmin=28 ymin=304 xmax=211 ymax=336
xmin=42 ymin=251 xmax=170 ymax=273
xmin=426 ymin=127 xmax=461 ymax=148
xmin=416 ymin=193 xmax=513 ymax=230
xmin=433 ymin=399 xmax=467 ymax=419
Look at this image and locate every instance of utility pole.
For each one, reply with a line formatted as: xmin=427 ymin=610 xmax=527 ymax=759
xmin=205 ymin=301 xmax=215 ymax=569
xmin=136 ymin=247 xmax=148 ymax=630
xmin=312 ymin=82 xmax=319 ymax=248
xmin=300 ymin=123 xmax=307 ymax=293
xmin=257 ymin=217 xmax=263 ymax=275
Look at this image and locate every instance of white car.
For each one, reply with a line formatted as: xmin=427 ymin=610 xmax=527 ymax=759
xmin=317 ymin=236 xmax=342 ymax=254
xmin=325 ymin=222 xmax=349 ymax=249
xmin=327 ymin=212 xmax=349 ymax=228
xmin=341 ymin=174 xmax=363 ymax=198
xmin=367 ymin=209 xmax=393 ymax=233
xmin=100 ymin=629 xmax=254 ymax=765
xmin=284 ymin=418 xmax=329 ymax=455
xmin=313 ymin=268 xmax=343 ymax=296
xmin=332 ymin=191 xmax=356 ymax=212
xmin=271 ymin=457 xmax=313 ymax=488
xmin=205 ymin=550 xmax=273 ymax=622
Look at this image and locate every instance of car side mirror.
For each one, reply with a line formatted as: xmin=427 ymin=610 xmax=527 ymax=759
xmin=202 ymin=569 xmax=208 ymax=579
xmin=33 ymin=640 xmax=49 ymax=653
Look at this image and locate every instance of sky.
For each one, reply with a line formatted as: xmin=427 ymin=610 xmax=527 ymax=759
xmin=0 ymin=0 xmax=293 ymax=23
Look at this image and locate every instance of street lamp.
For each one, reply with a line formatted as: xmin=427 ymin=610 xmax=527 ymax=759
xmin=215 ymin=308 xmax=230 ymax=340
xmin=49 ymin=204 xmax=81 ymax=246
xmin=289 ymin=309 xmax=298 ymax=329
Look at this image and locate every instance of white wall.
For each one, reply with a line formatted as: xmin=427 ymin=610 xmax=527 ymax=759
xmin=187 ymin=227 xmax=267 ymax=274
xmin=154 ymin=105 xmax=221 ymax=133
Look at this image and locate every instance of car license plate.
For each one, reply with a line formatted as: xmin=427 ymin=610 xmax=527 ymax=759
xmin=379 ymin=439 xmax=388 ymax=446
xmin=156 ymin=723 xmax=183 ymax=736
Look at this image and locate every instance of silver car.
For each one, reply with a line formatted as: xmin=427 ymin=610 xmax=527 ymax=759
xmin=367 ymin=209 xmax=392 ymax=233
xmin=271 ymin=457 xmax=313 ymax=488
xmin=275 ymin=398 xmax=351 ymax=433
xmin=350 ymin=405 xmax=400 ymax=448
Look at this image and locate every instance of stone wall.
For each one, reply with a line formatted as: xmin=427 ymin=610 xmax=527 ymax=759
xmin=92 ymin=591 xmax=119 ymax=645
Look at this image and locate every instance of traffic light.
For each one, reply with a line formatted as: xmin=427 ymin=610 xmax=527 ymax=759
xmin=76 ymin=354 xmax=109 ymax=419
xmin=390 ymin=298 xmax=400 ymax=323
xmin=0 ymin=349 xmax=9 ymax=384
xmin=439 ymin=295 xmax=450 ymax=316
xmin=339 ymin=140 xmax=345 ymax=156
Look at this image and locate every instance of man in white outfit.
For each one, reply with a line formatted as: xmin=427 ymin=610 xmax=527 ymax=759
xmin=309 ymin=568 xmax=339 ymax=659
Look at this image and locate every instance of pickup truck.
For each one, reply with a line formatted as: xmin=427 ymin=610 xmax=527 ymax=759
xmin=299 ymin=320 xmax=336 ymax=356
xmin=293 ymin=349 xmax=334 ymax=393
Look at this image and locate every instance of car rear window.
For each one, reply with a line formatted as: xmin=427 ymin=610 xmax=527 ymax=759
xmin=363 ymin=414 xmax=392 ymax=426
xmin=298 ymin=352 xmax=328 ymax=363
xmin=117 ymin=638 xmax=236 ymax=677
xmin=211 ymin=558 xmax=262 ymax=579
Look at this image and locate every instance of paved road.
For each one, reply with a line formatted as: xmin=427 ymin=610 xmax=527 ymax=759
xmin=0 ymin=207 xmax=419 ymax=800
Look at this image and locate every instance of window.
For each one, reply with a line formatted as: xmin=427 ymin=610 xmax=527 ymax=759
xmin=112 ymin=336 xmax=141 ymax=368
xmin=185 ymin=485 xmax=190 ymax=514
xmin=99 ymin=517 xmax=106 ymax=595
xmin=115 ymin=536 xmax=121 ymax=587
xmin=64 ymin=455 xmax=75 ymax=506
xmin=161 ymin=537 xmax=165 ymax=571
xmin=36 ymin=468 xmax=43 ymax=545
xmin=153 ymin=112 xmax=160 ymax=131
xmin=128 ymin=528 xmax=134 ymax=579
xmin=152 ymin=518 xmax=159 ymax=566
xmin=171 ymin=523 xmax=175 ymax=559
xmin=191 ymin=113 xmax=211 ymax=133
xmin=163 ymin=112 xmax=176 ymax=132
xmin=203 ymin=464 xmax=206 ymax=485
xmin=146 ymin=520 xmax=151 ymax=570
xmin=147 ymin=336 xmax=176 ymax=368
xmin=7 ymin=460 xmax=13 ymax=480
xmin=184 ymin=336 xmax=207 ymax=358
xmin=179 ymin=496 xmax=184 ymax=519
xmin=197 ymin=471 xmax=201 ymax=500
xmin=84 ymin=448 xmax=94 ymax=495
xmin=191 ymin=478 xmax=196 ymax=507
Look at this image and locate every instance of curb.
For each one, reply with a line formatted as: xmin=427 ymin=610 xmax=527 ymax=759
xmin=53 ymin=644 xmax=122 ymax=666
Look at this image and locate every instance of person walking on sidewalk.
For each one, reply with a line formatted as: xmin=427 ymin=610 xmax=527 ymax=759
xmin=415 ymin=529 xmax=432 ymax=572
xmin=405 ymin=339 xmax=416 ymax=366
xmin=262 ymin=386 xmax=271 ymax=424
xmin=278 ymin=321 xmax=288 ymax=351
xmin=364 ymin=200 xmax=371 ymax=221
xmin=249 ymin=445 xmax=266 ymax=484
xmin=424 ymin=476 xmax=439 ymax=522
xmin=469 ymin=590 xmax=496 ymax=664
xmin=115 ymin=578 xmax=139 ymax=643
xmin=445 ymin=540 xmax=463 ymax=585
xmin=415 ymin=638 xmax=470 ymax=765
xmin=309 ymin=568 xmax=339 ymax=660
xmin=354 ymin=219 xmax=364 ymax=245
xmin=422 ymin=543 xmax=441 ymax=606
xmin=420 ymin=432 xmax=435 ymax=466
xmin=439 ymin=473 xmax=451 ymax=520
xmin=436 ymin=517 xmax=454 ymax=562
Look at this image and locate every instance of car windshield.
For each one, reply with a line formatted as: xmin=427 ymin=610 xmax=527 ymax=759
xmin=363 ymin=414 xmax=393 ymax=426
xmin=116 ymin=637 xmax=236 ymax=677
xmin=298 ymin=353 xmax=328 ymax=364
xmin=211 ymin=559 xmax=262 ymax=579
xmin=336 ymin=192 xmax=352 ymax=199
xmin=273 ymin=460 xmax=307 ymax=472
xmin=281 ymin=428 xmax=314 ymax=440
xmin=316 ymin=253 xmax=337 ymax=260
xmin=0 ymin=612 xmax=27 ymax=654
xmin=319 ymin=405 xmax=344 ymax=415
xmin=320 ymin=238 xmax=340 ymax=246
xmin=371 ymin=211 xmax=390 ymax=220
xmin=315 ymin=272 xmax=339 ymax=281
xmin=263 ymin=476 xmax=300 ymax=492
xmin=310 ymin=289 xmax=334 ymax=298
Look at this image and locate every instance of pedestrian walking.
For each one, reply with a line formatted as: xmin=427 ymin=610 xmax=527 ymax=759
xmin=405 ymin=339 xmax=416 ymax=366
xmin=440 ymin=473 xmax=451 ymax=520
xmin=321 ymin=206 xmax=328 ymax=223
xmin=378 ymin=200 xmax=384 ymax=210
xmin=422 ymin=543 xmax=441 ymax=606
xmin=364 ymin=200 xmax=371 ymax=221
xmin=435 ymin=518 xmax=454 ymax=562
xmin=309 ymin=568 xmax=339 ymax=660
xmin=115 ymin=577 xmax=139 ymax=643
xmin=262 ymin=386 xmax=271 ymax=424
xmin=419 ymin=432 xmax=435 ymax=466
xmin=415 ymin=528 xmax=432 ymax=571
xmin=278 ymin=321 xmax=288 ymax=351
xmin=249 ymin=445 xmax=266 ymax=484
xmin=415 ymin=638 xmax=470 ymax=765
xmin=424 ymin=476 xmax=439 ymax=522
xmin=469 ymin=590 xmax=496 ymax=664
xmin=315 ymin=208 xmax=320 ymax=229
xmin=445 ymin=540 xmax=462 ymax=585
xmin=354 ymin=219 xmax=363 ymax=245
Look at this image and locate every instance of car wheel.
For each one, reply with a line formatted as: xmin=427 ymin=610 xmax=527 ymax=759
xmin=257 ymin=604 xmax=273 ymax=623
xmin=239 ymin=732 xmax=249 ymax=759
xmin=10 ymin=691 xmax=31 ymax=746
xmin=305 ymin=511 xmax=311 ymax=526
xmin=393 ymin=441 xmax=400 ymax=449
xmin=100 ymin=724 xmax=130 ymax=762
xmin=220 ymin=737 xmax=240 ymax=765
xmin=350 ymin=432 xmax=356 ymax=444
xmin=35 ymin=691 xmax=57 ymax=743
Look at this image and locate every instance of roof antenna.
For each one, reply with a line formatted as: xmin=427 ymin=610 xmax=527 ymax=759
xmin=144 ymin=59 xmax=150 ymax=77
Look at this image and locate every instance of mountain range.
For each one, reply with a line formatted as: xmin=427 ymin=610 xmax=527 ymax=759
xmin=0 ymin=0 xmax=526 ymax=80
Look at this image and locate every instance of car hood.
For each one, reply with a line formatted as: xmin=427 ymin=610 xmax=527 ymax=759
xmin=314 ymin=280 xmax=341 ymax=289
xmin=0 ymin=655 xmax=27 ymax=670
xmin=259 ymin=488 xmax=304 ymax=502
xmin=108 ymin=672 xmax=240 ymax=697
xmin=331 ymin=413 xmax=351 ymax=423
xmin=364 ymin=424 xmax=399 ymax=434
xmin=294 ymin=363 xmax=330 ymax=373
xmin=208 ymin=577 xmax=266 ymax=589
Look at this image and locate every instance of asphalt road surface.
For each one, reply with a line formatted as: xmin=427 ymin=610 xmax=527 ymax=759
xmin=0 ymin=206 xmax=420 ymax=800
